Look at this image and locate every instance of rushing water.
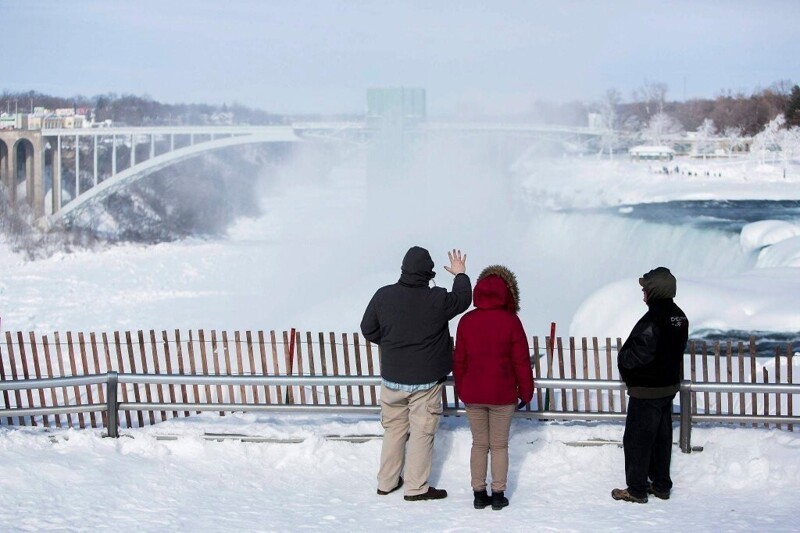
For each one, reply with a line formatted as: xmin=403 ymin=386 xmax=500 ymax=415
xmin=572 ymin=200 xmax=800 ymax=354
xmin=611 ymin=200 xmax=800 ymax=234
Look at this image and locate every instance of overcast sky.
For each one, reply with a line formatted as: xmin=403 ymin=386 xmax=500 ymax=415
xmin=2 ymin=0 xmax=798 ymax=115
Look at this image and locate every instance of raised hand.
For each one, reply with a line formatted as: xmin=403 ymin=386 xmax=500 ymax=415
xmin=443 ymin=249 xmax=467 ymax=276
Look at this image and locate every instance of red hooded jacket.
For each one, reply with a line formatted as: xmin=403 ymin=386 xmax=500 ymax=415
xmin=453 ymin=270 xmax=534 ymax=405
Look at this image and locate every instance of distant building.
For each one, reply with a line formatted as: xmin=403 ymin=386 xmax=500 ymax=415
xmin=366 ymin=87 xmax=426 ymax=127
xmin=587 ymin=112 xmax=603 ymax=129
xmin=629 ymin=145 xmax=675 ymax=161
xmin=27 ymin=115 xmax=43 ymax=129
xmin=43 ymin=114 xmax=63 ymax=129
xmin=62 ymin=115 xmax=85 ymax=128
xmin=0 ymin=113 xmax=16 ymax=129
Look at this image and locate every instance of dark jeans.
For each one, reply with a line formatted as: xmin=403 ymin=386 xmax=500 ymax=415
xmin=623 ymin=395 xmax=675 ymax=498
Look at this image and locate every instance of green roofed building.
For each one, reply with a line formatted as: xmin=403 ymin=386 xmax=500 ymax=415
xmin=366 ymin=88 xmax=426 ymax=126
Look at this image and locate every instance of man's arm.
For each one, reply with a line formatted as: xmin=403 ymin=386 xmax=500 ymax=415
xmin=618 ymin=320 xmax=660 ymax=370
xmin=442 ymin=249 xmax=472 ymax=318
xmin=442 ymin=273 xmax=472 ymax=318
xmin=360 ymin=296 xmax=381 ymax=344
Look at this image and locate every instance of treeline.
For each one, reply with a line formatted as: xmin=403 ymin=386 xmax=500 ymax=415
xmin=0 ymin=91 xmax=289 ymax=126
xmin=3 ymin=82 xmax=799 ymax=134
xmin=511 ymin=80 xmax=799 ymax=136
xmin=620 ymin=80 xmax=800 ymax=135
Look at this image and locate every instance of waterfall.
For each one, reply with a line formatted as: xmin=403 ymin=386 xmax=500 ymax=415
xmin=509 ymin=205 xmax=755 ymax=335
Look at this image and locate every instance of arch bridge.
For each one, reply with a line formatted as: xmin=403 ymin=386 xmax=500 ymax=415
xmin=0 ymin=122 xmax=604 ymax=226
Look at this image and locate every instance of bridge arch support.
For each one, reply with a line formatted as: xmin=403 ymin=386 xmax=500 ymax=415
xmin=50 ymin=129 xmax=300 ymax=226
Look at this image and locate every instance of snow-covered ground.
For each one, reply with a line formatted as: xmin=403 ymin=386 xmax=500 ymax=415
xmin=1 ymin=414 xmax=799 ymax=531
xmin=517 ymin=156 xmax=800 ymax=209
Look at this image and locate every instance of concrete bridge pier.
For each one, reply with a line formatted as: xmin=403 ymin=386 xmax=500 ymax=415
xmin=0 ymin=130 xmax=47 ymax=218
xmin=0 ymin=139 xmax=9 ymax=196
xmin=51 ymin=135 xmax=61 ymax=214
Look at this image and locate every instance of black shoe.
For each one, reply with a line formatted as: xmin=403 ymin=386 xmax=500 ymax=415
xmin=377 ymin=477 xmax=403 ymax=496
xmin=404 ymin=487 xmax=447 ymax=501
xmin=611 ymin=488 xmax=648 ymax=503
xmin=473 ymin=490 xmax=491 ymax=509
xmin=491 ymin=491 xmax=509 ymax=511
xmin=647 ymin=483 xmax=670 ymax=500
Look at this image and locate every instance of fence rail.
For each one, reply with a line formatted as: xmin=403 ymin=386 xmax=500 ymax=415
xmin=1 ymin=372 xmax=799 ymax=453
xmin=1 ymin=329 xmax=797 ymax=448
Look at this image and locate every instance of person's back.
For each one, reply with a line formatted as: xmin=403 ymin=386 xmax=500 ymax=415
xmin=454 ymin=268 xmax=533 ymax=406
xmin=361 ymin=246 xmax=471 ymax=501
xmin=361 ymin=246 xmax=471 ymax=385
xmin=453 ymin=265 xmax=533 ymax=511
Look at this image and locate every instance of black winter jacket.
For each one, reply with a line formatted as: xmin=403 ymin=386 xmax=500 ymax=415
xmin=360 ymin=247 xmax=472 ymax=385
xmin=618 ymin=299 xmax=689 ymax=399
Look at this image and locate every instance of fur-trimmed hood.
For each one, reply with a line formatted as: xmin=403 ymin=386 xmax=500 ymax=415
xmin=475 ymin=264 xmax=520 ymax=313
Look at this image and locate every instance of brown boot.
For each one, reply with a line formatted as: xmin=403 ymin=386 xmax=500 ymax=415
xmin=611 ymin=488 xmax=648 ymax=503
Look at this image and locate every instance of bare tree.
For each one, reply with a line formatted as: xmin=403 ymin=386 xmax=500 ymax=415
xmin=597 ymin=89 xmax=621 ymax=160
xmin=632 ymin=80 xmax=669 ymax=118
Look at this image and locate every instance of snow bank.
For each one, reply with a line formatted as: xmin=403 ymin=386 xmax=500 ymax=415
xmin=740 ymin=220 xmax=800 ymax=252
xmin=518 ymin=158 xmax=800 ymax=209
xmin=571 ymin=270 xmax=800 ymax=339
xmin=1 ymin=414 xmax=799 ymax=531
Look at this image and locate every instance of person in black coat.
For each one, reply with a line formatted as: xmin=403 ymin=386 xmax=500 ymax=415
xmin=612 ymin=267 xmax=688 ymax=504
xmin=361 ymin=246 xmax=471 ymax=501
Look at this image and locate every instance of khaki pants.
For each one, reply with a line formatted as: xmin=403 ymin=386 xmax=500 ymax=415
xmin=465 ymin=403 xmax=516 ymax=492
xmin=377 ymin=383 xmax=443 ymax=497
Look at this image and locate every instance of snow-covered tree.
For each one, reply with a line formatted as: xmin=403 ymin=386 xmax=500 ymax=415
xmin=777 ymin=124 xmax=800 ymax=175
xmin=695 ymin=118 xmax=716 ymax=160
xmin=641 ymin=112 xmax=683 ymax=147
xmin=752 ymin=114 xmax=785 ymax=164
xmin=722 ymin=126 xmax=745 ymax=157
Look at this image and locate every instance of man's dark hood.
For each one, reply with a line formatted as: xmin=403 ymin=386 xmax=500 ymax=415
xmin=399 ymin=246 xmax=436 ymax=287
xmin=639 ymin=266 xmax=677 ymax=301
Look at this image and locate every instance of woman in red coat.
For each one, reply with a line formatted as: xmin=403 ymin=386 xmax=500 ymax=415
xmin=453 ymin=265 xmax=534 ymax=511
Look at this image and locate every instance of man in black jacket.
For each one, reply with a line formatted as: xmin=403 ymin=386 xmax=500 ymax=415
xmin=361 ymin=246 xmax=471 ymax=501
xmin=612 ymin=267 xmax=688 ymax=504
